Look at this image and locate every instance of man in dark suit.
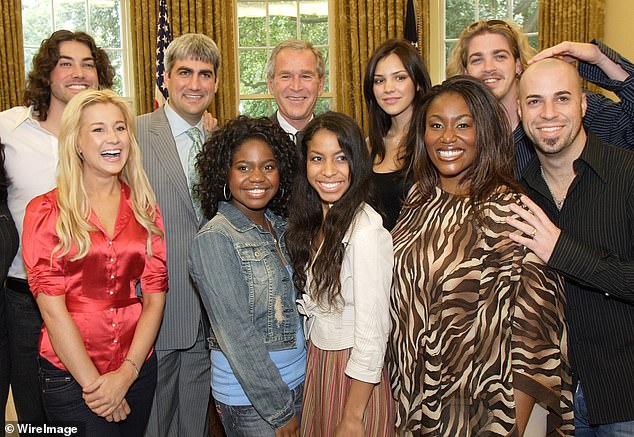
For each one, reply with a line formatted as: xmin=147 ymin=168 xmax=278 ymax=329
xmin=136 ymin=33 xmax=219 ymax=437
xmin=266 ymin=39 xmax=325 ymax=142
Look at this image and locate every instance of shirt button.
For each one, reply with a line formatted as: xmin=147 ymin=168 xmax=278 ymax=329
xmin=109 ymin=290 xmax=114 ymax=295
xmin=605 ymin=292 xmax=610 ymax=297
xmin=109 ymin=307 xmax=114 ymax=312
xmin=113 ymin=339 xmax=118 ymax=343
xmin=112 ymin=323 xmax=116 ymax=327
xmin=110 ymin=258 xmax=114 ymax=262
xmin=108 ymin=241 xmax=113 ymax=246
xmin=110 ymin=274 xmax=115 ymax=279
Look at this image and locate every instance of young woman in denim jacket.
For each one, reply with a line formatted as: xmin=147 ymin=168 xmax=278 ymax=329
xmin=287 ymin=112 xmax=395 ymax=437
xmin=188 ymin=116 xmax=303 ymax=437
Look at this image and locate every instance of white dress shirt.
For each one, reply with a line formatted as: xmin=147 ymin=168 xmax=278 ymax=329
xmin=163 ymin=100 xmax=204 ymax=184
xmin=0 ymin=106 xmax=58 ymax=279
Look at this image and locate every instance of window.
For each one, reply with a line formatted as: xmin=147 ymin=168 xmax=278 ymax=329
xmin=21 ymin=0 xmax=132 ymax=97
xmin=429 ymin=0 xmax=539 ymax=83
xmin=237 ymin=0 xmax=332 ymax=117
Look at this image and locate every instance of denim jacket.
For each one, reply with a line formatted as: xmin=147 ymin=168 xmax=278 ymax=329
xmin=188 ymin=202 xmax=301 ymax=428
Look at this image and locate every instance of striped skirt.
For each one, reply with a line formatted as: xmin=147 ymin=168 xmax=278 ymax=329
xmin=300 ymin=341 xmax=395 ymax=437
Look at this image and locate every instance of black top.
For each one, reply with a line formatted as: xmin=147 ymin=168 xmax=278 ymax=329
xmin=370 ymin=170 xmax=412 ymax=231
xmin=521 ymin=133 xmax=634 ymax=425
xmin=514 ymin=40 xmax=634 ymax=175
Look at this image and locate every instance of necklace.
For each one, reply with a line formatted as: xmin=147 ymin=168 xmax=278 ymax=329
xmin=264 ymin=218 xmax=277 ymax=244
xmin=540 ymin=166 xmax=566 ymax=210
xmin=265 ymin=218 xmax=287 ymax=265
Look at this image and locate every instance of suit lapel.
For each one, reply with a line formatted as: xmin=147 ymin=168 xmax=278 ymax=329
xmin=149 ymin=108 xmax=196 ymax=216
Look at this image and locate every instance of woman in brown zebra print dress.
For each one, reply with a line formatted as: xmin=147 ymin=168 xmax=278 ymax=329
xmin=389 ymin=76 xmax=573 ymax=436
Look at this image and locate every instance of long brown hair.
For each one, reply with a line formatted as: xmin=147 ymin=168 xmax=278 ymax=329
xmin=286 ymin=112 xmax=372 ymax=309
xmin=24 ymin=30 xmax=114 ymax=121
xmin=363 ymin=39 xmax=432 ymax=170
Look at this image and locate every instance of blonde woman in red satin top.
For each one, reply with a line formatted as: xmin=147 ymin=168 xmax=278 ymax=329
xmin=22 ymin=89 xmax=167 ymax=436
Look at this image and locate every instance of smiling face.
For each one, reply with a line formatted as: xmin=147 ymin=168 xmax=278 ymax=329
xmin=228 ymin=138 xmax=280 ymax=223
xmin=424 ymin=92 xmax=477 ymax=195
xmin=78 ymin=102 xmax=130 ymax=182
xmin=268 ymin=48 xmax=325 ymax=131
xmin=49 ymin=40 xmax=99 ymax=110
xmin=165 ymin=57 xmax=218 ymax=125
xmin=518 ymin=59 xmax=587 ymax=158
xmin=306 ymin=128 xmax=351 ymax=215
xmin=372 ymin=53 xmax=417 ymax=121
xmin=465 ymin=32 xmax=521 ymax=103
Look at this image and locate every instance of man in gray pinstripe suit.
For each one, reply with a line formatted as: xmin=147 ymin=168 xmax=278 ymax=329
xmin=137 ymin=33 xmax=219 ymax=437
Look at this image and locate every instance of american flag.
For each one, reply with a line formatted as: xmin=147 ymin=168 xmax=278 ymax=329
xmin=155 ymin=0 xmax=172 ymax=108
xmin=405 ymin=0 xmax=418 ymax=48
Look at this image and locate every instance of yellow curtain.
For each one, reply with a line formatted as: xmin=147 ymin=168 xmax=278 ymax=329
xmin=416 ymin=0 xmax=431 ymax=71
xmin=333 ymin=0 xmax=409 ymax=132
xmin=130 ymin=0 xmax=238 ymax=121
xmin=538 ymin=0 xmax=605 ymax=49
xmin=0 ymin=0 xmax=25 ymax=111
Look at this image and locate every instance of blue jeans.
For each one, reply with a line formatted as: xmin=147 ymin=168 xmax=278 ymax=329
xmin=575 ymin=382 xmax=634 ymax=436
xmin=215 ymin=383 xmax=303 ymax=437
xmin=4 ymin=285 xmax=46 ymax=423
xmin=40 ymin=353 xmax=157 ymax=437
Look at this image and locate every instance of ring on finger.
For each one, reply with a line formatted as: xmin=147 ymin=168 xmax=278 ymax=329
xmin=530 ymin=227 xmax=537 ymax=238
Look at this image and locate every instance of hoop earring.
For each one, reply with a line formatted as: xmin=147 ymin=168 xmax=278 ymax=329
xmin=278 ymin=187 xmax=285 ymax=198
xmin=223 ymin=183 xmax=232 ymax=201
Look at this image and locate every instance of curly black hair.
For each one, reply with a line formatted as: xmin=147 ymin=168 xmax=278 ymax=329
xmin=194 ymin=116 xmax=298 ymax=220
xmin=24 ymin=30 xmax=114 ymax=121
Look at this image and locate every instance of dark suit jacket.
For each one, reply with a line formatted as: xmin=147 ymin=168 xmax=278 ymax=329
xmin=270 ymin=111 xmax=304 ymax=147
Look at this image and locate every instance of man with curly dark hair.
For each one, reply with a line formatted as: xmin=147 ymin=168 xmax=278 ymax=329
xmin=0 ymin=29 xmax=113 ymax=425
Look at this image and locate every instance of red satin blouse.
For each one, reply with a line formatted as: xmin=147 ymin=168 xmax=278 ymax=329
xmin=22 ymin=184 xmax=168 ymax=374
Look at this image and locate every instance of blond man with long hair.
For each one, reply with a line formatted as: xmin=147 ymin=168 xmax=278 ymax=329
xmin=22 ymin=89 xmax=167 ymax=436
xmin=446 ymin=19 xmax=634 ymax=174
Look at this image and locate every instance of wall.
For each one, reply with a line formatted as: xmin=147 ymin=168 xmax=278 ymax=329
xmin=603 ymin=0 xmax=634 ymax=61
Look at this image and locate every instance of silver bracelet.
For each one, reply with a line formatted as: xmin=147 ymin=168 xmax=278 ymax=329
xmin=124 ymin=358 xmax=140 ymax=376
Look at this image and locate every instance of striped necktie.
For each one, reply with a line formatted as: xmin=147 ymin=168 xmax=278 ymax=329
xmin=186 ymin=127 xmax=203 ymax=221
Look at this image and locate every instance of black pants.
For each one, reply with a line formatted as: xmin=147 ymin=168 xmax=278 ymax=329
xmin=39 ymin=353 xmax=157 ymax=437
xmin=5 ymin=281 xmax=46 ymax=424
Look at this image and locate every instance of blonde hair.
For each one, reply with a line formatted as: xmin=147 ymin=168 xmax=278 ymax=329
xmin=55 ymin=89 xmax=162 ymax=260
xmin=446 ymin=19 xmax=536 ymax=78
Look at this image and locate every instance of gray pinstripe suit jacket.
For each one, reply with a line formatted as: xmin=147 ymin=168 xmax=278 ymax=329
xmin=136 ymin=107 xmax=203 ymax=350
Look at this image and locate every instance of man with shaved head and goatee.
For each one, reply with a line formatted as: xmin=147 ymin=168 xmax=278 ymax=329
xmin=507 ymin=58 xmax=634 ymax=436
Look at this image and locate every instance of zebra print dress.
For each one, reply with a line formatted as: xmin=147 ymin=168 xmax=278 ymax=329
xmin=389 ymin=185 xmax=574 ymax=436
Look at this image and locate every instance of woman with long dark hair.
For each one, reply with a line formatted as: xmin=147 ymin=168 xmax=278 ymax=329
xmin=287 ymin=112 xmax=394 ymax=437
xmin=389 ymin=76 xmax=573 ymax=436
xmin=363 ymin=39 xmax=431 ymax=230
